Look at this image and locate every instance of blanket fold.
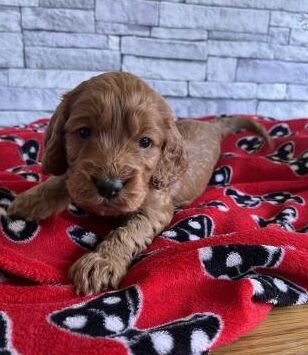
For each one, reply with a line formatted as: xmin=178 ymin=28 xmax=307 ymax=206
xmin=0 ymin=116 xmax=307 ymax=354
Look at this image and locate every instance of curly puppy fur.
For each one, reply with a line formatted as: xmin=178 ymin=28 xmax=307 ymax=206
xmin=8 ymin=72 xmax=270 ymax=295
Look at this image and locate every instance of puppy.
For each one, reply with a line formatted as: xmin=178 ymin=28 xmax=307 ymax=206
xmin=8 ymin=72 xmax=270 ymax=295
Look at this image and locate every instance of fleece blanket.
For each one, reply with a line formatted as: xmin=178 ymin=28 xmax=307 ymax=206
xmin=0 ymin=115 xmax=307 ymax=354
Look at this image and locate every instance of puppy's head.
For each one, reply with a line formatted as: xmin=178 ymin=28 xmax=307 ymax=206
xmin=42 ymin=72 xmax=187 ymax=215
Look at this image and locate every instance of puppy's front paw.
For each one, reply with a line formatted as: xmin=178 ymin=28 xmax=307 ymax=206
xmin=68 ymin=250 xmax=129 ymax=295
xmin=8 ymin=191 xmax=57 ymax=221
xmin=7 ymin=196 xmax=35 ymax=220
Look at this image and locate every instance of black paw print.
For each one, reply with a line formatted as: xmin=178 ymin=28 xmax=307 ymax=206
xmin=209 ymin=166 xmax=232 ymax=187
xmin=262 ymin=192 xmax=303 ymax=205
xmin=199 ymin=244 xmax=283 ymax=280
xmin=6 ymin=166 xmax=41 ymax=182
xmin=0 ymin=135 xmax=40 ymax=165
xmin=226 ymin=188 xmax=261 ymax=208
xmin=253 ymin=207 xmax=297 ymax=232
xmin=161 ymin=215 xmax=214 ymax=242
xmin=226 ymin=188 xmax=303 ymax=208
xmin=267 ymin=142 xmax=294 ymax=163
xmin=268 ymin=123 xmax=291 ymax=138
xmin=289 ymin=150 xmax=308 ymax=176
xmin=249 ymin=274 xmax=308 ymax=306
xmin=18 ymin=172 xmax=40 ymax=182
xmin=267 ymin=142 xmax=308 ymax=176
xmin=21 ymin=140 xmax=39 ymax=165
xmin=237 ymin=136 xmax=263 ymax=154
xmin=0 ymin=188 xmax=39 ymax=243
xmin=49 ymin=286 xmax=222 ymax=355
xmin=199 ymin=200 xmax=229 ymax=212
xmin=0 ymin=135 xmax=24 ymax=146
xmin=1 ymin=215 xmax=39 ymax=243
xmin=67 ymin=226 xmax=100 ymax=250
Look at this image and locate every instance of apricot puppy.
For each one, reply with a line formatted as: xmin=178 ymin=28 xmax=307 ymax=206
xmin=8 ymin=72 xmax=269 ymax=295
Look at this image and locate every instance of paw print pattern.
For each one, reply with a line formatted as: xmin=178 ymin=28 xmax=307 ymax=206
xmin=21 ymin=140 xmax=39 ymax=165
xmin=161 ymin=215 xmax=213 ymax=242
xmin=226 ymin=188 xmax=303 ymax=208
xmin=249 ymin=274 xmax=308 ymax=306
xmin=1 ymin=215 xmax=39 ymax=243
xmin=7 ymin=167 xmax=40 ymax=182
xmin=209 ymin=166 xmax=232 ymax=186
xmin=18 ymin=172 xmax=40 ymax=182
xmin=67 ymin=226 xmax=100 ymax=250
xmin=267 ymin=142 xmax=294 ymax=163
xmin=262 ymin=192 xmax=303 ymax=205
xmin=226 ymin=188 xmax=261 ymax=208
xmin=49 ymin=286 xmax=222 ymax=355
xmin=288 ymin=150 xmax=308 ymax=176
xmin=0 ymin=135 xmax=40 ymax=165
xmin=237 ymin=136 xmax=263 ymax=154
xmin=253 ymin=207 xmax=297 ymax=232
xmin=267 ymin=142 xmax=308 ymax=176
xmin=199 ymin=244 xmax=283 ymax=280
xmin=0 ymin=188 xmax=39 ymax=243
xmin=129 ymin=313 xmax=221 ymax=355
xmin=0 ymin=312 xmax=18 ymax=355
xmin=50 ymin=286 xmax=140 ymax=338
xmin=199 ymin=201 xmax=229 ymax=212
xmin=268 ymin=123 xmax=291 ymax=138
xmin=0 ymin=135 xmax=24 ymax=146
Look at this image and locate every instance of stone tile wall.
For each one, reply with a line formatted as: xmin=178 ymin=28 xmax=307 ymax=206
xmin=0 ymin=0 xmax=308 ymax=124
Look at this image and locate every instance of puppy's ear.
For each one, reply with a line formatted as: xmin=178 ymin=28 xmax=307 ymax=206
xmin=150 ymin=98 xmax=188 ymax=189
xmin=151 ymin=123 xmax=188 ymax=189
xmin=42 ymin=94 xmax=70 ymax=175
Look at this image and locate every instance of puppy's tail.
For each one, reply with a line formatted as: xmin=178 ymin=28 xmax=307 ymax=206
xmin=217 ymin=115 xmax=272 ymax=147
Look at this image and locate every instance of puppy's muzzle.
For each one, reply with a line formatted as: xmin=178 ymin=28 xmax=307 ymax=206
xmin=93 ymin=177 xmax=123 ymax=199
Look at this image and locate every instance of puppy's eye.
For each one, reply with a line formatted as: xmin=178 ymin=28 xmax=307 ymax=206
xmin=139 ymin=137 xmax=152 ymax=148
xmin=77 ymin=127 xmax=92 ymax=139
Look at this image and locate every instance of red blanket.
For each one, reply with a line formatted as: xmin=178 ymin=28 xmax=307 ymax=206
xmin=0 ymin=116 xmax=307 ymax=354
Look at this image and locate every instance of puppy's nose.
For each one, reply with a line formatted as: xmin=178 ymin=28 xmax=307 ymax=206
xmin=94 ymin=177 xmax=123 ymax=199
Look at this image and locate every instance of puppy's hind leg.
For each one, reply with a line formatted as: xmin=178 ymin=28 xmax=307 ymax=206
xmin=7 ymin=176 xmax=70 ymax=220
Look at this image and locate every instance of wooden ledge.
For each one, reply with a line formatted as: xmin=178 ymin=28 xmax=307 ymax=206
xmin=213 ymin=305 xmax=308 ymax=354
